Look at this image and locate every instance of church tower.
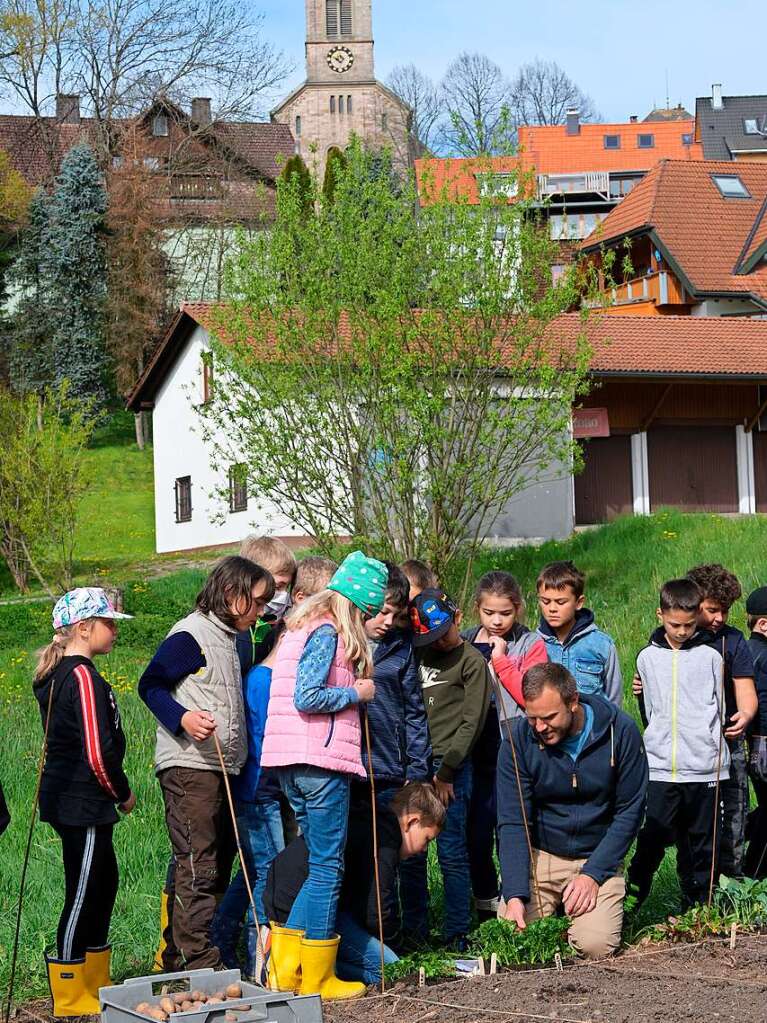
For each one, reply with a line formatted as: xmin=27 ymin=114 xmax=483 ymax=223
xmin=271 ymin=0 xmax=412 ymax=178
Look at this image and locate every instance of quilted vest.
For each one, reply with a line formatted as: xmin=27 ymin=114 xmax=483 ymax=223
xmin=154 ymin=610 xmax=247 ymax=776
xmin=261 ymin=617 xmax=366 ymax=778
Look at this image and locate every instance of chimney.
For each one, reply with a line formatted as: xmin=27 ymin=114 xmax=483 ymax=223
xmin=629 ymin=115 xmax=638 ymax=123
xmin=712 ymin=83 xmax=723 ymax=110
xmin=566 ymin=109 xmax=580 ymax=136
xmin=56 ymin=94 xmax=80 ymax=124
xmin=191 ymin=97 xmax=212 ymax=126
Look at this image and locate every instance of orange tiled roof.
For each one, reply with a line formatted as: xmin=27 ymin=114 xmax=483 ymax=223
xmin=581 ymin=160 xmax=767 ymax=303
xmin=518 ymin=119 xmax=700 ymax=175
xmin=414 ymin=156 xmax=520 ymax=204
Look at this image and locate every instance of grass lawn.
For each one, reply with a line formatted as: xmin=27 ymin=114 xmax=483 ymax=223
xmin=2 ymin=509 xmax=767 ymax=997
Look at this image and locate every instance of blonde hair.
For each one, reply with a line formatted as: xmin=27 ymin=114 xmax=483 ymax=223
xmin=294 ymin=556 xmax=338 ymax=597
xmin=288 ymin=589 xmax=371 ymax=676
xmin=34 ymin=624 xmax=87 ymax=682
xmin=240 ymin=535 xmax=297 ymax=580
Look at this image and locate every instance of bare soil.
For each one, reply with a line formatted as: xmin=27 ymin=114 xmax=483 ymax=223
xmin=325 ymin=936 xmax=767 ymax=1023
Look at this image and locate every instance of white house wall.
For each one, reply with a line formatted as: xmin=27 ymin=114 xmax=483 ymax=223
xmin=152 ymin=323 xmax=305 ymax=553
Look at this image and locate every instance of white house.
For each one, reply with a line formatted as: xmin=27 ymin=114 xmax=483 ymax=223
xmin=127 ymin=303 xmax=575 ymax=554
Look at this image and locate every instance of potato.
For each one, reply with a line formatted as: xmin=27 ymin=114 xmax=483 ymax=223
xmin=172 ymin=994 xmax=189 ymax=1006
xmin=160 ymin=997 xmax=175 ymax=1015
xmin=180 ymin=1002 xmax=193 ymax=1012
xmin=190 ymin=992 xmax=206 ymax=1003
xmin=191 ymin=1003 xmax=205 ymax=1011
xmin=207 ymin=998 xmax=224 ymax=1006
xmin=224 ymin=984 xmax=242 ymax=1000
xmin=148 ymin=1009 xmax=168 ymax=1022
xmin=212 ymin=993 xmax=226 ymax=1002
xmin=225 ymin=1013 xmax=238 ymax=1023
xmin=134 ymin=1003 xmax=151 ymax=1016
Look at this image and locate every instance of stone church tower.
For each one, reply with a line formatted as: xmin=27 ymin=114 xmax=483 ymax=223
xmin=271 ymin=0 xmax=413 ymax=178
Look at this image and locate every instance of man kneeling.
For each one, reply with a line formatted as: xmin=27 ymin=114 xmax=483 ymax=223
xmin=498 ymin=663 xmax=647 ymax=958
xmin=264 ymin=782 xmax=444 ymax=985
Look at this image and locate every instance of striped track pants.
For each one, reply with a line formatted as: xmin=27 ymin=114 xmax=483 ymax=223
xmin=52 ymin=822 xmax=118 ymax=961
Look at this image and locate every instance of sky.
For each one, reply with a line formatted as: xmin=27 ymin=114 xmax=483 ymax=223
xmin=257 ymin=0 xmax=767 ymax=123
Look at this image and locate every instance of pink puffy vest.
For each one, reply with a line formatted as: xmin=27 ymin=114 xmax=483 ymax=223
xmin=261 ymin=617 xmax=366 ymax=778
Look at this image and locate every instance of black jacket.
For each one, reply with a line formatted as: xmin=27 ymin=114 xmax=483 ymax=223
xmin=498 ymin=693 xmax=648 ymax=903
xmin=362 ymin=629 xmax=431 ymax=784
xmin=34 ymin=655 xmax=131 ymax=826
xmin=748 ymin=633 xmax=767 ymax=736
xmin=264 ymin=796 xmax=402 ymax=945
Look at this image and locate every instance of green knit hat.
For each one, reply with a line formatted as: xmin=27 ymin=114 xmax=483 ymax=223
xmin=328 ymin=550 xmax=388 ymax=615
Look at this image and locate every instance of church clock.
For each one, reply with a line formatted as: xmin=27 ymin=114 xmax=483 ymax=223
xmin=326 ymin=45 xmax=354 ymax=74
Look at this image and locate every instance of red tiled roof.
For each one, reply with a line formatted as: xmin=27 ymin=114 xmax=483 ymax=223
xmin=414 ymin=156 xmax=520 ymax=204
xmin=517 ymin=119 xmax=700 ymax=175
xmin=581 ymin=160 xmax=767 ymax=303
xmin=126 ymin=304 xmax=767 ymax=410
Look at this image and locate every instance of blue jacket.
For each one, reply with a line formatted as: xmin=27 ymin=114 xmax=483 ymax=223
xmin=232 ymin=664 xmax=275 ymax=803
xmin=537 ymin=609 xmax=622 ymax=706
xmin=498 ymin=693 xmax=648 ymax=902
xmin=362 ymin=629 xmax=431 ymax=784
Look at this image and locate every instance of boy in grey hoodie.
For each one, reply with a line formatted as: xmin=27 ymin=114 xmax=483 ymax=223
xmin=627 ymin=578 xmax=729 ymax=909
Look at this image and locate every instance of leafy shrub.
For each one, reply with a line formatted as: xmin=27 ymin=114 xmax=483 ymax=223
xmin=468 ymin=917 xmax=574 ymax=966
xmin=715 ymin=875 xmax=767 ymax=928
xmin=384 ymin=950 xmax=455 ymax=983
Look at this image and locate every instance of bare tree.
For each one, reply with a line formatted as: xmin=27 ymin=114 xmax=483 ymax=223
xmin=386 ymin=63 xmax=443 ymax=154
xmin=439 ymin=51 xmax=513 ymax=156
xmin=509 ymin=58 xmax=599 ymax=127
xmin=0 ymin=0 xmax=78 ymax=119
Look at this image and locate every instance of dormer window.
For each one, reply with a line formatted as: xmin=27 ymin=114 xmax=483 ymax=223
xmin=637 ymin=133 xmax=655 ymax=148
xmin=712 ymin=174 xmax=751 ymax=199
xmin=152 ymin=114 xmax=169 ymax=137
xmin=326 ymin=0 xmax=352 ymax=37
xmin=603 ymin=134 xmax=621 ymax=150
xmin=744 ymin=118 xmax=763 ymax=135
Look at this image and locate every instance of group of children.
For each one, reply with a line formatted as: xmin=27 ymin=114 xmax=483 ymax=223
xmin=26 ymin=539 xmax=767 ymax=1014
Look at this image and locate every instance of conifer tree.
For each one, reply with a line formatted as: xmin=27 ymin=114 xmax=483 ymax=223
xmin=322 ymin=147 xmax=347 ymax=205
xmin=7 ymin=188 xmax=53 ymax=397
xmin=45 ymin=143 xmax=109 ymax=409
xmin=280 ymin=154 xmax=313 ymax=218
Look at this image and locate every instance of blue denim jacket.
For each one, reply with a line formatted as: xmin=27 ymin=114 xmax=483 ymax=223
xmin=537 ymin=609 xmax=622 ymax=707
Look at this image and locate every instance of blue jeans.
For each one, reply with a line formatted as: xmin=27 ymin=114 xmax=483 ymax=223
xmin=211 ymin=798 xmax=284 ymax=972
xmin=405 ymin=759 xmax=473 ymax=941
xmin=277 ymin=766 xmax=350 ymax=940
xmin=334 ymin=911 xmax=398 ymax=984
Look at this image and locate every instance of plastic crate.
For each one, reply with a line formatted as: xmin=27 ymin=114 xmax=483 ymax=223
xmin=98 ymin=969 xmax=323 ymax=1023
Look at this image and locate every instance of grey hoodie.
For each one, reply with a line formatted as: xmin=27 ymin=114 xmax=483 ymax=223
xmin=637 ymin=627 xmax=730 ymax=784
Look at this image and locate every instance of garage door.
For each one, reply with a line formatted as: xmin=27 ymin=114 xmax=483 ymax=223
xmin=648 ymin=426 xmax=738 ymax=513
xmin=754 ymin=431 xmax=767 ymax=512
xmin=574 ymin=435 xmax=633 ymax=525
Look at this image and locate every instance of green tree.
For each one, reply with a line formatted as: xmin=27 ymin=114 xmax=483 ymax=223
xmin=202 ymin=140 xmax=594 ymax=584
xmin=7 ymin=188 xmax=53 ymax=397
xmin=322 ymin=146 xmax=347 ymax=205
xmin=45 ymin=142 xmax=109 ymax=408
xmin=280 ymin=153 xmax=313 ymax=219
xmin=0 ymin=383 xmax=94 ymax=593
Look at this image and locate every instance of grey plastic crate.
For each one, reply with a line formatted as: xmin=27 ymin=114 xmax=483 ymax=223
xmin=98 ymin=969 xmax=323 ymax=1023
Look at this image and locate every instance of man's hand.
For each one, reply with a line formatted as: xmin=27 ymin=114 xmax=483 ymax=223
xmin=725 ymin=710 xmax=750 ymax=740
xmin=501 ymin=898 xmax=527 ymax=929
xmin=181 ymin=710 xmax=216 ymax=742
xmin=632 ymin=673 xmax=643 ymax=696
xmin=433 ymin=775 xmax=454 ymax=807
xmin=355 ymin=678 xmax=376 ymax=703
xmin=119 ymin=791 xmax=136 ymax=814
xmin=563 ymin=874 xmax=599 ymax=918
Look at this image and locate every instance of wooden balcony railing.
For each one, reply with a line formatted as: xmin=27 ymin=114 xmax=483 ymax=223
xmin=607 ymin=271 xmax=688 ymax=307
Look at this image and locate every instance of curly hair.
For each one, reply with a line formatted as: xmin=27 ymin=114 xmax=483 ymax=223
xmin=686 ymin=563 xmax=742 ymax=610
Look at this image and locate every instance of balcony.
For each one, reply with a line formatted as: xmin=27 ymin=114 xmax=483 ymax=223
xmin=587 ymin=271 xmax=690 ymax=312
xmin=537 ymin=172 xmax=610 ymax=200
xmin=169 ymin=174 xmax=224 ymax=201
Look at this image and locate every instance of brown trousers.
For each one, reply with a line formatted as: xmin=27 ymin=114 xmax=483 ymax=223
xmin=500 ymin=849 xmax=625 ymax=959
xmin=159 ymin=767 xmax=235 ymax=971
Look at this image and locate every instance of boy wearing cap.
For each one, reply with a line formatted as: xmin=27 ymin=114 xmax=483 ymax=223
xmin=409 ymin=588 xmax=490 ymax=948
xmin=744 ymin=587 xmax=767 ymax=877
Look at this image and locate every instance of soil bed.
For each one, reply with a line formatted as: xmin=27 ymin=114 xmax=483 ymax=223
xmin=325 ymin=935 xmax=767 ymax=1023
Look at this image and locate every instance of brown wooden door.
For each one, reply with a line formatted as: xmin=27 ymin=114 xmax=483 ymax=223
xmin=647 ymin=426 xmax=737 ymax=513
xmin=574 ymin=435 xmax=633 ymax=525
xmin=754 ymin=431 xmax=767 ymax=512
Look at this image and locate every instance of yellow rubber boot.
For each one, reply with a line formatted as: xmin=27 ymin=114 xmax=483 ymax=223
xmin=267 ymin=924 xmax=303 ymax=993
xmin=153 ymin=891 xmax=169 ymax=972
xmin=46 ymin=954 xmax=101 ymax=1017
xmin=298 ymin=936 xmax=366 ymax=1001
xmin=84 ymin=945 xmax=111 ymax=999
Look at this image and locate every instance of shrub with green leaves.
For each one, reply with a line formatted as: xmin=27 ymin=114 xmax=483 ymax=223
xmin=468 ymin=916 xmax=574 ymax=966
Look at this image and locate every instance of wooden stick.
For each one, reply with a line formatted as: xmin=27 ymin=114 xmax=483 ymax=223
xmin=212 ymin=730 xmax=269 ymax=987
xmin=708 ymin=639 xmax=726 ymax=908
xmin=363 ymin=707 xmax=387 ymax=993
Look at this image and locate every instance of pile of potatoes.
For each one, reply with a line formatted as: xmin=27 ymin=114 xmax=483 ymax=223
xmin=134 ymin=983 xmax=244 ymax=1021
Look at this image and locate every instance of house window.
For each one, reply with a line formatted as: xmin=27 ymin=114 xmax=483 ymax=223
xmin=111 ymin=155 xmax=124 ymax=169
xmin=229 ymin=464 xmax=248 ymax=513
xmin=609 ymin=175 xmax=639 ymax=199
xmin=382 ymin=112 xmax=388 ymax=132
xmin=174 ymin=477 xmax=192 ymax=523
xmin=712 ymin=174 xmax=751 ymax=199
xmin=152 ymin=114 xmax=169 ymax=137
xmin=550 ymin=211 xmax=604 ymax=241
xmin=682 ymin=132 xmax=693 ymax=146
xmin=295 ymin=115 xmax=302 ymax=136
xmin=143 ymin=156 xmax=160 ymax=170
xmin=603 ymin=134 xmax=621 ymax=149
xmin=347 ymin=95 xmax=353 ymax=114
xmin=744 ymin=118 xmax=761 ymax=135
xmin=326 ymin=0 xmax=352 ymax=36
xmin=202 ymin=352 xmax=213 ymax=403
xmin=637 ymin=133 xmax=655 ymax=148
xmin=338 ymin=95 xmax=345 ymax=114
xmin=330 ymin=95 xmax=336 ymax=114
xmin=551 ymin=264 xmax=566 ymax=285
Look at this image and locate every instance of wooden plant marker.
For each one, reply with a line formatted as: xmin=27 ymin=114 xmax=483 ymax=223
xmin=554 ymin=952 xmax=564 ymax=972
xmin=490 ymin=953 xmax=498 ymax=976
xmin=418 ymin=968 xmax=426 ymax=988
xmin=730 ymin=923 xmax=738 ymax=950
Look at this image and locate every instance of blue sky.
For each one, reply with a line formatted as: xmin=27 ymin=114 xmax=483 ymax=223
xmin=258 ymin=0 xmax=767 ymax=122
